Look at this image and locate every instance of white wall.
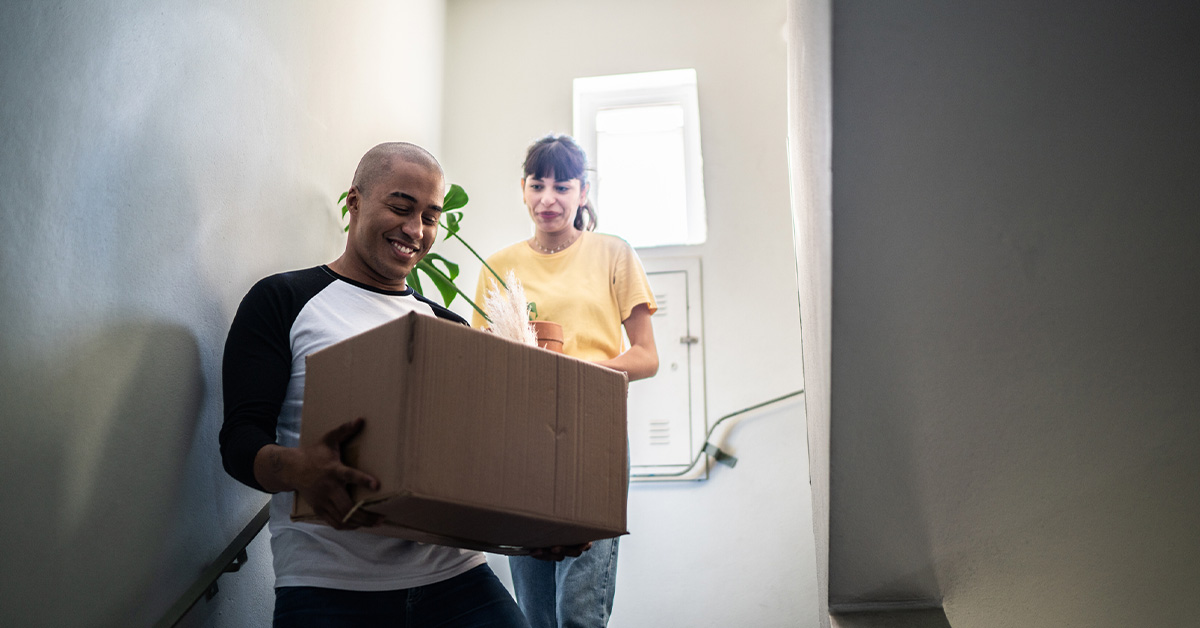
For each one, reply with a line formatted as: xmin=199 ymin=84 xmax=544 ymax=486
xmin=441 ymin=1 xmax=819 ymax=626
xmin=0 ymin=1 xmax=445 ymax=626
xmin=786 ymin=0 xmax=832 ymax=626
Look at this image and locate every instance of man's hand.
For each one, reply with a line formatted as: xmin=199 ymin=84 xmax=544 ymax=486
xmin=294 ymin=418 xmax=384 ymax=530
xmin=528 ymin=542 xmax=593 ymax=562
xmin=254 ymin=418 xmax=383 ymax=530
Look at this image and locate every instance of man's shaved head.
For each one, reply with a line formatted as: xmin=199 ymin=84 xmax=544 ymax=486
xmin=351 ymin=142 xmax=443 ymax=196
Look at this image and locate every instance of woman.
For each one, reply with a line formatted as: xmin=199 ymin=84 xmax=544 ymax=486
xmin=473 ymin=134 xmax=658 ymax=628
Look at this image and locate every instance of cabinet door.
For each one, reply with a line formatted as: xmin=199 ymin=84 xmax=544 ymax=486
xmin=629 ymin=258 xmax=707 ymax=480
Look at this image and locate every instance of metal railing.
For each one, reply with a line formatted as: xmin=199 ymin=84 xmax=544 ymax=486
xmin=155 ymin=501 xmax=270 ymax=628
xmin=634 ymin=389 xmax=805 ymax=479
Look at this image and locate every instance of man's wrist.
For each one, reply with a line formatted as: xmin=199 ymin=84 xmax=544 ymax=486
xmin=254 ymin=444 xmax=300 ymax=492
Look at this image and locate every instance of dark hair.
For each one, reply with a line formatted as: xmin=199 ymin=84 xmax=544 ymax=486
xmin=522 ymin=134 xmax=597 ymax=231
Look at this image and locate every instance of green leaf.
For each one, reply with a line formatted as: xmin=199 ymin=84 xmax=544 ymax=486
xmin=441 ymin=210 xmax=463 ymax=241
xmin=443 ymin=183 xmax=468 ymax=212
xmin=414 ymin=259 xmax=490 ymax=321
xmin=416 ymin=259 xmax=459 ymax=308
xmin=528 ymin=302 xmax=539 ymax=320
xmin=408 ymin=266 xmax=424 ymax=295
xmin=423 ymin=253 xmax=460 ymax=281
xmin=427 ymin=267 xmax=460 ymax=306
xmin=338 ymin=191 xmax=349 ymax=203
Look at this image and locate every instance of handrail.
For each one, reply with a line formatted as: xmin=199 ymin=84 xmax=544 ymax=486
xmin=155 ymin=501 xmax=271 ymax=628
xmin=635 ymin=389 xmax=805 ymax=479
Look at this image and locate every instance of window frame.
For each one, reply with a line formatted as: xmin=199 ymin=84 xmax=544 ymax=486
xmin=573 ymin=69 xmax=708 ymax=247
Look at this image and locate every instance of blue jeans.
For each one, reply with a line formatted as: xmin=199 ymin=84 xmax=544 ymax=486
xmin=508 ymin=536 xmax=620 ymax=628
xmin=273 ymin=564 xmax=529 ymax=628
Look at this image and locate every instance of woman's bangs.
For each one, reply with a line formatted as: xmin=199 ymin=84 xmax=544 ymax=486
xmin=525 ymin=141 xmax=585 ymax=182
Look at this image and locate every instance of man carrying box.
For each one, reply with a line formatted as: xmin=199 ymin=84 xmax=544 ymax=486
xmin=220 ymin=142 xmax=577 ymax=627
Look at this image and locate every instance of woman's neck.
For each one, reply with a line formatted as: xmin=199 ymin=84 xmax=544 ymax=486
xmin=530 ymin=228 xmax=582 ymax=254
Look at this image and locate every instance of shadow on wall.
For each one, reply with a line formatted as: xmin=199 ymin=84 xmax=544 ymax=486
xmin=832 ymin=607 xmax=951 ymax=628
xmin=0 ymin=322 xmax=204 ymax=628
xmin=830 ymin=325 xmax=943 ymax=608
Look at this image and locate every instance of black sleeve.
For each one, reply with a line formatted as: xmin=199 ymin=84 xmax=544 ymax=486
xmin=218 ymin=277 xmax=295 ymax=492
xmin=413 ymin=291 xmax=470 ymax=326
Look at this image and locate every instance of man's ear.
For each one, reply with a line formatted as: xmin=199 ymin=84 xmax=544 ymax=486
xmin=346 ymin=186 xmax=361 ymax=218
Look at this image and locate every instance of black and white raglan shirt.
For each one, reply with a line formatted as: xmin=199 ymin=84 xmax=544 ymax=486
xmin=219 ymin=265 xmax=486 ymax=590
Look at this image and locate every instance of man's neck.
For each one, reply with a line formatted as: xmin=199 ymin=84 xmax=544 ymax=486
xmin=328 ymin=256 xmax=408 ymax=292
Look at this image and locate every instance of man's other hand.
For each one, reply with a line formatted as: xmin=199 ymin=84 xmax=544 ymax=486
xmin=528 ymin=542 xmax=593 ymax=562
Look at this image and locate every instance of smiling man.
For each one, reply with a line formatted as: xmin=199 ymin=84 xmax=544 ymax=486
xmin=219 ymin=143 xmax=531 ymax=627
xmin=331 ymin=143 xmax=444 ymax=290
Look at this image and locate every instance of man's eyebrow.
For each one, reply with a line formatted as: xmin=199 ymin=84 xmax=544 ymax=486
xmin=387 ymin=191 xmax=442 ymax=212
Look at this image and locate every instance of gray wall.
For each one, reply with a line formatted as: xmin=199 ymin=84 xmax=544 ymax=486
xmin=0 ymin=2 xmax=445 ymax=626
xmin=828 ymin=1 xmax=1200 ymax=626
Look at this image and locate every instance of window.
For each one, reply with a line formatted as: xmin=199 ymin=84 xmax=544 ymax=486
xmin=574 ymin=69 xmax=707 ymax=247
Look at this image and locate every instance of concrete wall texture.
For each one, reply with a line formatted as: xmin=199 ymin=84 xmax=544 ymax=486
xmin=0 ymin=2 xmax=445 ymax=626
xmin=826 ymin=1 xmax=1200 ymax=626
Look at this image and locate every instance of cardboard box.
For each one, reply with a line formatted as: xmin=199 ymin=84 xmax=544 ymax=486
xmin=292 ymin=312 xmax=629 ymax=554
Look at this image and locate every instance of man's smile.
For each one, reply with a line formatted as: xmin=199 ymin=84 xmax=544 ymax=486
xmin=388 ymin=237 xmax=420 ymax=257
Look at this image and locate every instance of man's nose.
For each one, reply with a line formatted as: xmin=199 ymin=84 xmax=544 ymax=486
xmin=401 ymin=214 xmax=424 ymax=238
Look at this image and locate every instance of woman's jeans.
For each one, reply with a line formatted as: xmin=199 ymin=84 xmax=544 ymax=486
xmin=273 ymin=564 xmax=529 ymax=628
xmin=508 ymin=536 xmax=620 ymax=628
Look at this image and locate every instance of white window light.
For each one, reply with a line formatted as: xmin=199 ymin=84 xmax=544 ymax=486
xmin=574 ymin=69 xmax=707 ymax=248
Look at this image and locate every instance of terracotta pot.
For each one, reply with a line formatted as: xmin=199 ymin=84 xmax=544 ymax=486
xmin=530 ymin=320 xmax=564 ymax=353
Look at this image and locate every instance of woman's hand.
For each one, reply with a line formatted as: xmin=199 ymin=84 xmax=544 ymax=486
xmin=529 ymin=542 xmax=593 ymax=562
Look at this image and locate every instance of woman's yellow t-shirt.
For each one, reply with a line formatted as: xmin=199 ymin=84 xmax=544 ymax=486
xmin=472 ymin=231 xmax=657 ymax=362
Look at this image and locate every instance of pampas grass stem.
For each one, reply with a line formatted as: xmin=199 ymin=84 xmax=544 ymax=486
xmin=483 ymin=270 xmax=538 ymax=347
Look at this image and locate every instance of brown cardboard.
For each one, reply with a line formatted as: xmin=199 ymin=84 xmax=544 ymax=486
xmin=292 ymin=312 xmax=629 ymax=555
